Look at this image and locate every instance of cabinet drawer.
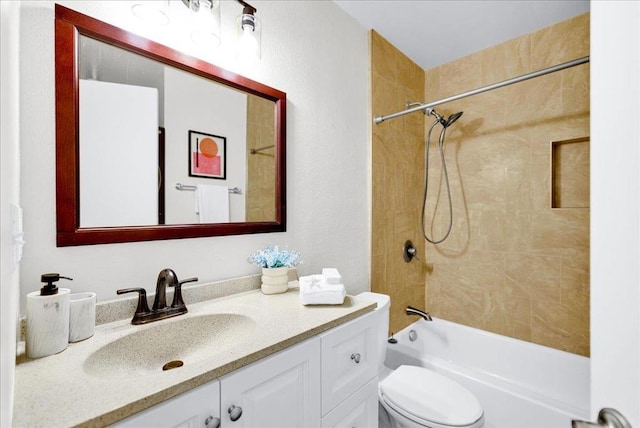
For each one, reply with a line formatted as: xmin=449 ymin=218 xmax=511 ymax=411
xmin=320 ymin=311 xmax=377 ymax=415
xmin=321 ymin=377 xmax=378 ymax=428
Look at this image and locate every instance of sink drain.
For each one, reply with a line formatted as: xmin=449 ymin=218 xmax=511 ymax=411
xmin=162 ymin=360 xmax=184 ymax=371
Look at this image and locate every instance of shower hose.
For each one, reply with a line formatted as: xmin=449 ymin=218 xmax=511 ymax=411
xmin=422 ymin=119 xmax=453 ymax=244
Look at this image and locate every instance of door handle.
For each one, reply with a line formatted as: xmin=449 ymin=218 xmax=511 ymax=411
xmin=572 ymin=408 xmax=632 ymax=428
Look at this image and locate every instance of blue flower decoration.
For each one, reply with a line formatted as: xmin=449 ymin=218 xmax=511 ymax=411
xmin=248 ymin=244 xmax=302 ymax=268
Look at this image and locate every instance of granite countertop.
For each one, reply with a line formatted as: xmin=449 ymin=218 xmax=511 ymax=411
xmin=13 ymin=284 xmax=376 ymax=427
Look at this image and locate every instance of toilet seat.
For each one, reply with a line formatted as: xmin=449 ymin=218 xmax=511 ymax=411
xmin=379 ymin=365 xmax=484 ymax=428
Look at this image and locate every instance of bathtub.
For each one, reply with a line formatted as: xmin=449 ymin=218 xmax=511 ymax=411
xmin=384 ymin=318 xmax=590 ymax=428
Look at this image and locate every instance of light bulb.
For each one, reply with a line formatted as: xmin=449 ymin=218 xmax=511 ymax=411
xmin=237 ymin=23 xmax=260 ymax=64
xmin=190 ymin=0 xmax=221 ymax=48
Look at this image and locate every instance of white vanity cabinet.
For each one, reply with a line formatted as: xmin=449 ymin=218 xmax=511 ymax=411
xmin=320 ymin=378 xmax=379 ymax=428
xmin=113 ymin=310 xmax=377 ymax=428
xmin=113 ymin=338 xmax=321 ymax=428
xmin=219 ymin=337 xmax=321 ymax=427
xmin=319 ymin=311 xmax=379 ymax=427
xmin=112 ymin=380 xmax=221 ymax=428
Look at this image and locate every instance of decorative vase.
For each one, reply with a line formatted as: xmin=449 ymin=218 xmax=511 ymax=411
xmin=261 ymin=267 xmax=289 ymax=295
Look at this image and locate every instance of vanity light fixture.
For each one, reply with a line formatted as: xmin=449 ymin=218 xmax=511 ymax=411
xmin=236 ymin=1 xmax=261 ymax=64
xmin=131 ymin=0 xmax=261 ymax=63
xmin=183 ymin=0 xmax=222 ymax=48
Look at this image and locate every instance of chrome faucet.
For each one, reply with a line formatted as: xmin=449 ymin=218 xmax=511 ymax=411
xmin=117 ymin=269 xmax=198 ymax=325
xmin=406 ymin=306 xmax=433 ymax=321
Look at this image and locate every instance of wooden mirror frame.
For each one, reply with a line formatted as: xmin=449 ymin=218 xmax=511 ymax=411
xmin=55 ymin=5 xmax=286 ymax=246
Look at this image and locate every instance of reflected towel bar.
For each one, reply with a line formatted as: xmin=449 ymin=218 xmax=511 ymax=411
xmin=175 ymin=183 xmax=242 ymax=194
xmin=250 ymin=145 xmax=274 ymax=154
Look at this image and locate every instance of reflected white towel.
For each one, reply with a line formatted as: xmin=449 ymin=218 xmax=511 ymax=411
xmin=299 ymin=274 xmax=346 ymax=305
xmin=195 ymin=184 xmax=229 ymax=223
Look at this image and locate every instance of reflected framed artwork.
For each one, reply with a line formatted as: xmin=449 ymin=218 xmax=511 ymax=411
xmin=189 ymin=130 xmax=226 ymax=180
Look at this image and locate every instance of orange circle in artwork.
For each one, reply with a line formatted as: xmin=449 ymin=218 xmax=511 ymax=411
xmin=199 ymin=138 xmax=219 ymax=158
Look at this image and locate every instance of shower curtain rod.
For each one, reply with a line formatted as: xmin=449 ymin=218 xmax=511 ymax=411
xmin=373 ymin=55 xmax=590 ymax=124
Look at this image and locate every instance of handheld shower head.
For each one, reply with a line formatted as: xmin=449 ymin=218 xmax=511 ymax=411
xmin=445 ymin=111 xmax=464 ymax=127
xmin=429 ymin=109 xmax=464 ymax=128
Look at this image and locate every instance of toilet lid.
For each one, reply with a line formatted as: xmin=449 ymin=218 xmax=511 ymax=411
xmin=380 ymin=365 xmax=483 ymax=427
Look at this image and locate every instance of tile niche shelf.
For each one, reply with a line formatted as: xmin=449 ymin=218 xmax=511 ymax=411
xmin=551 ymin=136 xmax=590 ymax=209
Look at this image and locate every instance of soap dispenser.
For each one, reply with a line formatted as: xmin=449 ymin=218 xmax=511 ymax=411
xmin=26 ymin=273 xmax=72 ymax=359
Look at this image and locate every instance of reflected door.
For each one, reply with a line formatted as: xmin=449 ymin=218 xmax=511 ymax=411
xmin=79 ymin=79 xmax=159 ymax=227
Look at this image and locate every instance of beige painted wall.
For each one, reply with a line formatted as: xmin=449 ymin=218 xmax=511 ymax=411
xmin=371 ymin=13 xmax=590 ymax=355
xmin=371 ymin=31 xmax=427 ymax=335
xmin=423 ymin=13 xmax=590 ymax=356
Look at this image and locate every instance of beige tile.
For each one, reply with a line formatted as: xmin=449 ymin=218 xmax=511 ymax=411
xmin=482 ymin=33 xmax=532 ymax=83
xmin=483 ymin=289 xmax=532 ymax=341
xmin=397 ymin=52 xmax=423 ymax=96
xmin=531 ymin=299 xmax=589 ymax=356
xmin=504 ymin=252 xmax=562 ymax=301
xmin=531 ymin=13 xmax=590 ymax=71
xmin=372 ymin=14 xmax=589 ymax=355
xmin=531 ymin=210 xmax=590 ymax=252
xmin=439 ymin=50 xmax=484 ymax=99
xmin=370 ymin=31 xmax=397 ymax=82
xmin=424 ymin=66 xmax=441 ymax=102
xmin=504 ymin=210 xmax=532 ymax=251
xmin=504 ymin=73 xmax=562 ymax=126
xmin=562 ymin=63 xmax=590 ymax=116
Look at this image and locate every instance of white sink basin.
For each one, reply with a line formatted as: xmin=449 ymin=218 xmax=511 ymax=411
xmin=83 ymin=313 xmax=256 ymax=378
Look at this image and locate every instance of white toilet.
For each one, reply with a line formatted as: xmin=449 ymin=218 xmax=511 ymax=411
xmin=358 ymin=292 xmax=485 ymax=428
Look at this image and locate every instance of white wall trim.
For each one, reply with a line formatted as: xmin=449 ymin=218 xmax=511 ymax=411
xmin=590 ymin=1 xmax=640 ymax=425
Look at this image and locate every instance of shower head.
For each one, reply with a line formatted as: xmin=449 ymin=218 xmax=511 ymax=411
xmin=445 ymin=111 xmax=463 ymax=128
xmin=429 ymin=109 xmax=463 ymax=128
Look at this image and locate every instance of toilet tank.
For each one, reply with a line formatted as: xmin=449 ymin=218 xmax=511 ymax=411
xmin=357 ymin=292 xmax=390 ymax=368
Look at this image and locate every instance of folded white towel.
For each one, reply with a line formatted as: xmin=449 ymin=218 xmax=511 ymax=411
xmin=299 ymin=274 xmax=346 ymax=305
xmin=322 ymin=268 xmax=342 ymax=285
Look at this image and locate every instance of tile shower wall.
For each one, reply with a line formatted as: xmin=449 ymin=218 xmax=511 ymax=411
xmin=423 ymin=14 xmax=590 ymax=355
xmin=371 ymin=31 xmax=427 ymax=335
xmin=246 ymin=95 xmax=276 ymax=222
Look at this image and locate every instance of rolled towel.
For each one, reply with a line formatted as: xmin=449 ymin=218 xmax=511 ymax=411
xmin=299 ymin=275 xmax=346 ymax=305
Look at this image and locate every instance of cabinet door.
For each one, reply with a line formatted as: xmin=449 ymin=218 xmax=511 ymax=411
xmin=320 ymin=311 xmax=377 ymax=415
xmin=112 ymin=380 xmax=220 ymax=428
xmin=220 ymin=337 xmax=321 ymax=428
xmin=321 ymin=378 xmax=378 ymax=428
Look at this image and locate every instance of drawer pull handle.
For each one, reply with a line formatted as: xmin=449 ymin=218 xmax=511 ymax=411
xmin=205 ymin=416 xmax=221 ymax=428
xmin=351 ymin=353 xmax=361 ymax=363
xmin=228 ymin=405 xmax=243 ymax=422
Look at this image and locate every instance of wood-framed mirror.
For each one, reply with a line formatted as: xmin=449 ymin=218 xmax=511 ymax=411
xmin=55 ymin=4 xmax=286 ymax=246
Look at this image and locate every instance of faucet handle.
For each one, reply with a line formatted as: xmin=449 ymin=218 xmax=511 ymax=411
xmin=116 ymin=287 xmax=151 ymax=324
xmin=170 ymin=277 xmax=198 ymax=309
xmin=179 ymin=277 xmax=198 ymax=286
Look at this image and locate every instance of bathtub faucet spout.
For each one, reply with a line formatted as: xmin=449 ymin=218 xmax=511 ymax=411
xmin=406 ymin=306 xmax=433 ymax=321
